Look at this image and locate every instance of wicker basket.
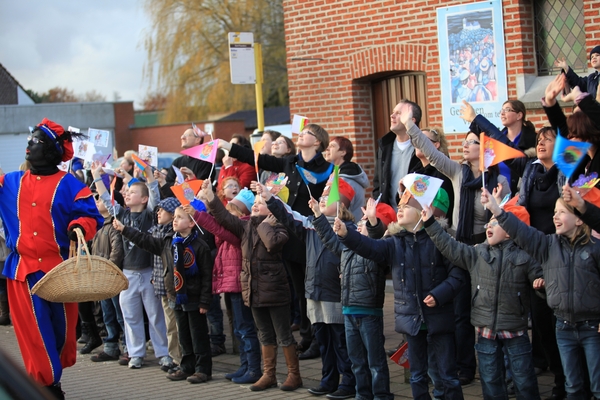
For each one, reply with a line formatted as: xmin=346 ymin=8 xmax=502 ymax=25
xmin=31 ymin=228 xmax=128 ymax=302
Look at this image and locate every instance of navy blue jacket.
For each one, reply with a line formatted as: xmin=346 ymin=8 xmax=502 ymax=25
xmin=340 ymin=225 xmax=463 ymax=336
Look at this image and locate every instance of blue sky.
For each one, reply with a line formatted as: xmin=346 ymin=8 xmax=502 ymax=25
xmin=0 ymin=0 xmax=151 ymax=108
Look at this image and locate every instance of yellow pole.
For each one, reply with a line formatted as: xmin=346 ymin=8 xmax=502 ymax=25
xmin=254 ymin=43 xmax=265 ymax=132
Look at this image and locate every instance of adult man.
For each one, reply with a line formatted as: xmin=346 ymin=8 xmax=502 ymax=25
xmin=0 ymin=118 xmax=102 ymax=399
xmin=372 ymin=99 xmax=422 ymax=210
xmin=159 ymin=128 xmax=215 ymax=197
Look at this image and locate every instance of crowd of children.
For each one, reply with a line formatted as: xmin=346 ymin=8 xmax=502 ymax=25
xmin=5 ymin=59 xmax=600 ymax=400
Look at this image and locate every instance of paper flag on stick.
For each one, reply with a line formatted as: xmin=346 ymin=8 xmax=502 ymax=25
xmin=192 ymin=122 xmax=209 ymax=138
xmin=479 ymin=133 xmax=526 ymax=172
xmin=552 ymin=131 xmax=592 ymax=180
xmin=572 ymin=172 xmax=600 ymax=196
xmin=171 ymin=180 xmax=204 ymax=206
xmin=181 ymin=141 xmax=218 ymax=164
xmin=327 ymin=165 xmax=340 ymax=206
xmin=400 ymin=173 xmax=444 ymax=209
xmin=253 ymin=140 xmax=266 ymax=175
xmin=131 ymin=153 xmax=149 ymax=170
xmin=172 ymin=165 xmax=185 ymax=184
xmin=291 ymin=115 xmax=309 ymax=134
xmin=296 ymin=164 xmax=334 ymax=186
xmin=110 ymin=176 xmax=117 ymax=207
xmin=390 ymin=342 xmax=410 ymax=368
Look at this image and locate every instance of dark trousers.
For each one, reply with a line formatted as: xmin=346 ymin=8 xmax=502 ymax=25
xmin=175 ymin=309 xmax=212 ymax=376
xmin=314 ymin=322 xmax=355 ymax=393
xmin=285 ymin=260 xmax=312 ymax=345
xmin=454 ymin=269 xmax=476 ymax=380
xmin=207 ymin=294 xmax=225 ymax=346
xmin=251 ymin=304 xmax=295 ymax=347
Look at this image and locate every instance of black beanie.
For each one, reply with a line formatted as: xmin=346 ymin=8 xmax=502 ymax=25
xmin=591 ymin=45 xmax=600 ymax=60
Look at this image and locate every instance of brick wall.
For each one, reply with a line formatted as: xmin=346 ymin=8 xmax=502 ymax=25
xmin=284 ymin=0 xmax=600 ymax=191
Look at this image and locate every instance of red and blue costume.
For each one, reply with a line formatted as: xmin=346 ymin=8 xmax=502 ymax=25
xmin=0 ymin=170 xmax=102 ymax=386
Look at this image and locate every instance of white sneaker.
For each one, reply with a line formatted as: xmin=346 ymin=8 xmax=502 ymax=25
xmin=128 ymin=356 xmax=143 ymax=369
xmin=158 ymin=356 xmax=173 ymax=367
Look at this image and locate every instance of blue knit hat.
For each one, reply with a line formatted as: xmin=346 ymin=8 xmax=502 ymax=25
xmin=230 ymin=188 xmax=255 ymax=215
xmin=157 ymin=197 xmax=181 ymax=214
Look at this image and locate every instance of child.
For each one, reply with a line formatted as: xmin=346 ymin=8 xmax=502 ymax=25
xmin=311 ymin=196 xmax=396 ymax=400
xmin=148 ymin=197 xmax=183 ymax=371
xmin=423 ymin=194 xmax=542 ymax=399
xmin=199 ymin=180 xmax=302 ymax=392
xmin=262 ymin=179 xmax=356 ymax=399
xmin=89 ymin=192 xmax=125 ymax=362
xmin=185 ymin=188 xmax=262 ymax=384
xmin=91 ymin=162 xmax=170 ymax=370
xmin=482 ymin=185 xmax=600 ymax=399
xmin=218 ymin=176 xmax=241 ymax=206
xmin=335 ymin=187 xmax=464 ymax=400
xmin=114 ymin=206 xmax=213 ymax=383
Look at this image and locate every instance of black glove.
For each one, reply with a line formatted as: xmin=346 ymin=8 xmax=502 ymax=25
xmin=68 ymin=225 xmax=85 ymax=241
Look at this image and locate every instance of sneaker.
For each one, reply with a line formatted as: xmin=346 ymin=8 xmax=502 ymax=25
xmin=128 ymin=357 xmax=143 ymax=369
xmin=91 ymin=351 xmax=120 ymax=362
xmin=166 ymin=369 xmax=191 ymax=381
xmin=118 ymin=353 xmax=130 ymax=366
xmin=159 ymin=356 xmax=177 ymax=372
xmin=326 ymin=389 xmax=356 ymax=399
xmin=210 ymin=344 xmax=226 ymax=357
xmin=186 ymin=372 xmax=211 ymax=384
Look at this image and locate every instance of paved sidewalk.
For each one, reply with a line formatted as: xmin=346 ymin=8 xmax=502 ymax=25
xmin=0 ymin=289 xmax=557 ymax=399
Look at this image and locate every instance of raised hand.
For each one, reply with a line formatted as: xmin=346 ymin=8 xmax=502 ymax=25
xmin=112 ymin=218 xmax=125 ymax=232
xmin=180 ymin=166 xmax=196 ymax=180
xmin=361 ymin=197 xmax=378 ymax=226
xmin=309 ymin=197 xmax=321 ymax=217
xmin=333 ymin=217 xmax=347 ymax=237
xmin=200 ymin=179 xmax=214 ymax=202
xmin=554 ymin=57 xmax=568 ymax=72
xmin=481 ymin=187 xmax=502 ymax=216
xmin=255 ymin=182 xmax=272 ymax=202
xmin=459 ymin=100 xmax=477 ymax=123
xmin=399 ymin=103 xmax=414 ymax=130
xmin=182 ymin=204 xmax=195 ymax=215
xmin=421 ymin=204 xmax=434 ymax=222
xmin=561 ymin=85 xmax=582 ymax=104
xmin=544 ymin=74 xmax=566 ymax=106
xmin=562 ymin=183 xmax=586 ymax=212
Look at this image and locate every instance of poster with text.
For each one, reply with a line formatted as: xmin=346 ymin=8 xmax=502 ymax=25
xmin=437 ymin=0 xmax=507 ymax=133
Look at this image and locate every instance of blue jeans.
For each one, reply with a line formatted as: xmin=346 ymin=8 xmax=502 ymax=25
xmin=344 ymin=315 xmax=393 ymax=400
xmin=207 ymin=294 xmax=225 ymax=346
xmin=428 ymin=352 xmax=444 ymax=399
xmin=100 ymin=294 xmax=125 ymax=355
xmin=229 ymin=293 xmax=261 ymax=373
xmin=555 ymin=319 xmax=600 ymax=399
xmin=314 ymin=322 xmax=356 ymax=393
xmin=475 ymin=334 xmax=539 ymax=400
xmin=407 ymin=330 xmax=462 ymax=400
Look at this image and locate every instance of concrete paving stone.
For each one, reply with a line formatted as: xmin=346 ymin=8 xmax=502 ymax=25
xmin=0 ymin=290 xmax=564 ymax=399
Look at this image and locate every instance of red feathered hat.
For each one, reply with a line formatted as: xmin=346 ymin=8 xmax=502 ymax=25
xmin=36 ymin=118 xmax=74 ymax=162
xmin=323 ymin=178 xmax=355 ymax=208
xmin=375 ymin=202 xmax=397 ymax=228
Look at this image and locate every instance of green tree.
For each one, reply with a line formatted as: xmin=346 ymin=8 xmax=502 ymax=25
xmin=143 ymin=0 xmax=288 ymax=124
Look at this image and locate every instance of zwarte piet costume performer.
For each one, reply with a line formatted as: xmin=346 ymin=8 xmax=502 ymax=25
xmin=0 ymin=118 xmax=102 ymax=399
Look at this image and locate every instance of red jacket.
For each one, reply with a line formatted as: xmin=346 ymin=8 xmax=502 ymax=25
xmin=218 ymin=160 xmax=255 ymax=190
xmin=193 ymin=211 xmax=243 ymax=294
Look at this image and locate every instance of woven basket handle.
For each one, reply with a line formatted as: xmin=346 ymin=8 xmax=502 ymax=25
xmin=73 ymin=227 xmax=93 ymax=272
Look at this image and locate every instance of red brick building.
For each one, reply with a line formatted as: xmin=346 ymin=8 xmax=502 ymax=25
xmin=283 ymin=0 xmax=600 ymax=191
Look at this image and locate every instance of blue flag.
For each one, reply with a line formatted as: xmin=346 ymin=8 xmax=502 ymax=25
xmin=552 ymin=130 xmax=592 ymax=180
xmin=295 ymin=163 xmax=334 ymax=186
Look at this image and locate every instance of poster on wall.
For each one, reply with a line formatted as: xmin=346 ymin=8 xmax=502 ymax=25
xmin=437 ymin=0 xmax=508 ymax=133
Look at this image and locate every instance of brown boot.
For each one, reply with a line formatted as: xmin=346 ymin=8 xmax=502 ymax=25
xmin=249 ymin=345 xmax=278 ymax=391
xmin=280 ymin=344 xmax=302 ymax=391
xmin=0 ymin=292 xmax=10 ymax=326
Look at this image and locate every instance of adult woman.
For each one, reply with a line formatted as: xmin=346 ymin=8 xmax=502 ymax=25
xmin=468 ymin=99 xmax=537 ymax=194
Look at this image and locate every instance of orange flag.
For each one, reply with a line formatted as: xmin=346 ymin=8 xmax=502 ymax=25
xmin=170 ymin=180 xmax=204 ymax=205
xmin=390 ymin=342 xmax=410 ymax=368
xmin=479 ymin=132 xmax=525 ymax=172
xmin=253 ymin=140 xmax=266 ymax=177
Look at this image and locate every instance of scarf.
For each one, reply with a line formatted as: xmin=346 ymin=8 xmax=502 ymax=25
xmin=456 ymin=165 xmax=498 ymax=244
xmin=172 ymin=230 xmax=199 ymax=305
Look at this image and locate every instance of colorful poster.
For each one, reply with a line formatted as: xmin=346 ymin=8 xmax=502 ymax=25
xmin=437 ymin=0 xmax=508 ymax=133
xmin=88 ymin=128 xmax=110 ymax=148
xmin=138 ymin=144 xmax=158 ymax=168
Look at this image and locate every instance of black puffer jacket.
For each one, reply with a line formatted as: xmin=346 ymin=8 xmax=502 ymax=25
xmin=497 ymin=209 xmax=600 ymax=324
xmin=312 ymin=214 xmax=387 ymax=309
xmin=340 ymin=223 xmax=463 ymax=336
